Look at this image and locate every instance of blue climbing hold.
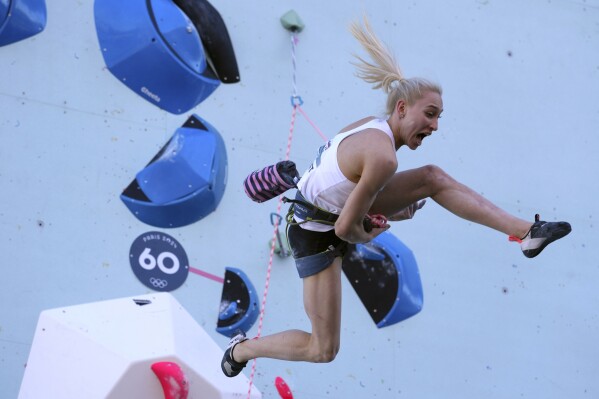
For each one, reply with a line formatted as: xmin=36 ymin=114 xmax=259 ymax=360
xmin=94 ymin=0 xmax=238 ymax=114
xmin=216 ymin=267 xmax=259 ymax=338
xmin=121 ymin=114 xmax=227 ymax=228
xmin=343 ymin=231 xmax=424 ymax=328
xmin=0 ymin=0 xmax=47 ymax=46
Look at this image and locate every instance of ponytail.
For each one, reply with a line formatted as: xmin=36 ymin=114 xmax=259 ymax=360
xmin=350 ymin=16 xmax=442 ymax=116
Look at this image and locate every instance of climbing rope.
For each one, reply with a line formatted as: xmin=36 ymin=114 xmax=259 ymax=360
xmin=296 ymin=104 xmax=328 ymax=142
xmin=246 ymin=15 xmax=328 ymax=398
xmin=290 ymin=34 xmax=301 ymax=105
xmin=246 ymin=102 xmax=297 ymax=399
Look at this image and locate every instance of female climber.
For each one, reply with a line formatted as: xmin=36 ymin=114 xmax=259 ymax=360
xmin=221 ymin=16 xmax=571 ymax=377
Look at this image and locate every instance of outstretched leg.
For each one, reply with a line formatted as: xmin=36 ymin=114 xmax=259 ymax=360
xmin=370 ymin=164 xmax=571 ymax=257
xmin=231 ymin=257 xmax=343 ymax=364
xmin=370 ymin=165 xmax=532 ymax=238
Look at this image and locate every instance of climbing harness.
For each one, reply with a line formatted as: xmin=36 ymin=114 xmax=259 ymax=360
xmin=282 ymin=191 xmax=386 ymax=233
xmin=283 ymin=191 xmax=338 ymax=226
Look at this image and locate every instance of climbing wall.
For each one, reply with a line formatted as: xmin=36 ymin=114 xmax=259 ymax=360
xmin=18 ymin=293 xmax=261 ymax=398
xmin=1 ymin=1 xmax=598 ymax=398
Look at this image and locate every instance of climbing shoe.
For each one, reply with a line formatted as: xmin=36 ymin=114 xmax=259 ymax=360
xmin=221 ymin=332 xmax=249 ymax=377
xmin=509 ymin=214 xmax=572 ymax=258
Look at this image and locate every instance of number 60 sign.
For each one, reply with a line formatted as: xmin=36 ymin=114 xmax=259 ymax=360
xmin=129 ymin=232 xmax=189 ymax=291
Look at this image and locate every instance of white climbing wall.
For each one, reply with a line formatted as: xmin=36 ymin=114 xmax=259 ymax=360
xmin=18 ymin=293 xmax=261 ymax=399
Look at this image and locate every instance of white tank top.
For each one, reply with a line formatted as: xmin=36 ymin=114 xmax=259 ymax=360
xmin=296 ymin=118 xmax=395 ymax=231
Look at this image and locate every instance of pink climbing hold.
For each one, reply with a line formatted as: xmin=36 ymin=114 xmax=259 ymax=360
xmin=275 ymin=376 xmax=294 ymax=399
xmin=367 ymin=214 xmax=388 ymax=228
xmin=151 ymin=361 xmax=189 ymax=399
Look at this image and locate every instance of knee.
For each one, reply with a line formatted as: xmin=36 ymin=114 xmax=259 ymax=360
xmin=314 ymin=346 xmax=339 ymax=363
xmin=421 ymin=164 xmax=452 ymax=191
xmin=308 ymin=341 xmax=339 ymax=363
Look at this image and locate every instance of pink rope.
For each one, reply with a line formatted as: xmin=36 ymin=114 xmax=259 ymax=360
xmin=246 ymin=105 xmax=298 ymax=399
xmin=188 ymin=267 xmax=224 ymax=284
xmin=297 ymin=104 xmax=329 ymax=142
xmin=244 ymin=33 xmax=328 ymax=399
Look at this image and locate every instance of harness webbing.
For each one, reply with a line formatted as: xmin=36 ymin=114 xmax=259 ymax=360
xmin=283 ymin=191 xmax=338 ymax=226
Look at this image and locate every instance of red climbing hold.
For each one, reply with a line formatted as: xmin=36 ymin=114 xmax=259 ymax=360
xmin=275 ymin=376 xmax=294 ymax=399
xmin=151 ymin=361 xmax=189 ymax=399
xmin=368 ymin=214 xmax=388 ymax=228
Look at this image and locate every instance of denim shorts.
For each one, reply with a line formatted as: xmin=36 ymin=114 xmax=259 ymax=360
xmin=286 ymin=223 xmax=348 ymax=278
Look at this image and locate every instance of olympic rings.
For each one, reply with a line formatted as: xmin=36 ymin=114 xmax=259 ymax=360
xmin=149 ymin=277 xmax=168 ymax=289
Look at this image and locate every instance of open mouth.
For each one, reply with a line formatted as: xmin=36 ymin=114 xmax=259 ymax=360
xmin=416 ymin=133 xmax=427 ymax=145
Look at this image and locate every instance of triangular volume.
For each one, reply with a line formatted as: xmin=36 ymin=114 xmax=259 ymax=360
xmin=18 ymin=293 xmax=262 ymax=398
xmin=121 ymin=115 xmax=227 ymax=228
xmin=94 ymin=0 xmax=224 ymax=114
xmin=342 ymin=231 xmax=423 ymax=328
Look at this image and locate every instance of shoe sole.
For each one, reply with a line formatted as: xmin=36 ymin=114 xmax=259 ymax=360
xmin=523 ymin=222 xmax=572 ymax=258
xmin=221 ymin=337 xmax=248 ymax=377
xmin=221 ymin=347 xmax=245 ymax=377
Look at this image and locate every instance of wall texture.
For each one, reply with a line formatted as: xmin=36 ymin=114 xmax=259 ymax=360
xmin=1 ymin=1 xmax=598 ymax=398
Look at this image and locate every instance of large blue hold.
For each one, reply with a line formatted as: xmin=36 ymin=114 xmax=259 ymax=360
xmin=94 ymin=0 xmax=236 ymax=114
xmin=343 ymin=231 xmax=424 ymax=328
xmin=216 ymin=267 xmax=259 ymax=338
xmin=121 ymin=114 xmax=227 ymax=228
xmin=0 ymin=0 xmax=46 ymax=46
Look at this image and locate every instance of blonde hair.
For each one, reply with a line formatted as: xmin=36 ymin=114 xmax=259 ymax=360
xmin=349 ymin=16 xmax=442 ymax=116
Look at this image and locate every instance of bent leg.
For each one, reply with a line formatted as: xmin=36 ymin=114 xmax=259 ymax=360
xmin=233 ymin=257 xmax=343 ymax=363
xmin=370 ymin=165 xmax=532 ymax=238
